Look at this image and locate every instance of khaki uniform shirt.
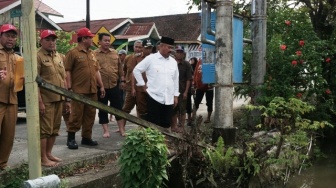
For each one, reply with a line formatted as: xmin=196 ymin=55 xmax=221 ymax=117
xmin=0 ymin=44 xmax=18 ymax=104
xmin=94 ymin=48 xmax=122 ymax=89
xmin=64 ymin=45 xmax=99 ymax=94
xmin=37 ymin=48 xmax=66 ymax=102
xmin=123 ymin=53 xmax=141 ymax=91
xmin=134 ymin=54 xmax=146 ymax=92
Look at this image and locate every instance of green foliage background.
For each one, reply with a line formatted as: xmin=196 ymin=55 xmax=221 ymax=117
xmin=55 ymin=30 xmax=76 ymax=55
xmin=230 ymin=1 xmax=336 ymax=124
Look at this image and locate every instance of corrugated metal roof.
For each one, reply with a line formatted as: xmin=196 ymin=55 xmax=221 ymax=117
xmin=132 ymin=13 xmax=201 ymax=42
xmin=35 ymin=0 xmax=63 ymax=17
xmin=123 ymin=23 xmax=154 ymax=35
xmin=0 ymin=0 xmax=15 ymax=9
xmin=0 ymin=0 xmax=63 ymax=17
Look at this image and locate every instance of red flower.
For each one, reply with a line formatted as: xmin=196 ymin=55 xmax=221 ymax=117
xmin=280 ymin=45 xmax=287 ymax=51
xmin=299 ymin=60 xmax=304 ymax=64
xmin=291 ymin=60 xmax=297 ymax=66
xmin=296 ymin=51 xmax=302 ymax=56
xmin=299 ymin=40 xmax=305 ymax=47
xmin=296 ymin=93 xmax=302 ymax=98
xmin=325 ymin=89 xmax=331 ymax=95
xmin=285 ymin=20 xmax=291 ymax=26
xmin=326 ymin=57 xmax=331 ymax=63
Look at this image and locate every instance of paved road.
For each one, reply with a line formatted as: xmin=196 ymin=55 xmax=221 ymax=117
xmin=9 ymin=96 xmax=249 ymax=168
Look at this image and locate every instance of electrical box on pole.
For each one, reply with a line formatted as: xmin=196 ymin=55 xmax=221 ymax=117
xmin=201 ymin=12 xmax=244 ymax=84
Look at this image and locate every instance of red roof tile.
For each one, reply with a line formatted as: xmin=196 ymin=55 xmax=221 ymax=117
xmin=58 ymin=18 xmax=130 ymax=33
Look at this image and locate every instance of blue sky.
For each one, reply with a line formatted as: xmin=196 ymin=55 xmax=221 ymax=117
xmin=42 ymin=0 xmax=200 ymax=23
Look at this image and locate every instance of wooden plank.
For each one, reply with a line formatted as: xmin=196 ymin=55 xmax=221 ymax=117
xmin=35 ymin=76 xmax=210 ymax=149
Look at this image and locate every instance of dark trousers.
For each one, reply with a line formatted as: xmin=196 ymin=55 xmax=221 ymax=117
xmin=194 ymin=89 xmax=214 ymax=112
xmin=98 ymin=86 xmax=122 ymax=124
xmin=146 ymin=95 xmax=173 ymax=128
xmin=117 ymin=81 xmax=125 ymax=107
xmin=120 ymin=89 xmax=125 ymax=108
xmin=186 ymin=92 xmax=192 ymax=114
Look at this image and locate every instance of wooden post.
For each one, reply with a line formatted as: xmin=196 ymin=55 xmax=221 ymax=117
xmin=21 ymin=0 xmax=42 ymax=178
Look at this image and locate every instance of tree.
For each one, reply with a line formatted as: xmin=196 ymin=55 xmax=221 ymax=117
xmin=297 ymin=0 xmax=336 ymax=40
xmin=55 ymin=31 xmax=76 ymax=55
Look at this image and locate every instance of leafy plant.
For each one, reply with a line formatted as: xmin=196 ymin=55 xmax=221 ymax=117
xmin=237 ymin=143 xmax=261 ymax=186
xmin=55 ymin=30 xmax=76 ymax=55
xmin=0 ymin=163 xmax=29 ymax=188
xmin=205 ymin=137 xmax=239 ymax=175
xmin=118 ymin=128 xmax=169 ymax=188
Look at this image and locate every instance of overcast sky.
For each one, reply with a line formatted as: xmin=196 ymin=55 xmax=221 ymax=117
xmin=41 ymin=0 xmax=200 ymax=23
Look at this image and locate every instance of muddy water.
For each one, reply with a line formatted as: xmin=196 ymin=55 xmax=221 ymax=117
xmin=277 ymin=138 xmax=336 ymax=188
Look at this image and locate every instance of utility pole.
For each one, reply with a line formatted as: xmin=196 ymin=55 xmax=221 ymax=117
xmin=86 ymin=0 xmax=90 ymax=29
xmin=250 ymin=0 xmax=267 ymax=125
xmin=213 ymin=0 xmax=236 ymax=145
xmin=21 ymin=0 xmax=41 ymax=178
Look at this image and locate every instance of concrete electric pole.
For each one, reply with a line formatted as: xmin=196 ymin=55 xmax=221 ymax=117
xmin=250 ymin=0 xmax=267 ymax=125
xmin=212 ymin=0 xmax=236 ymax=145
xmin=21 ymin=0 xmax=42 ymax=179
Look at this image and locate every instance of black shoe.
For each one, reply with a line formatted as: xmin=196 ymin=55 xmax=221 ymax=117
xmin=67 ymin=139 xmax=78 ymax=149
xmin=81 ymin=138 xmax=98 ymax=146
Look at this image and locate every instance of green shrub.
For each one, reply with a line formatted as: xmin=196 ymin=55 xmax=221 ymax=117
xmin=118 ymin=128 xmax=169 ymax=188
xmin=205 ymin=137 xmax=239 ymax=175
xmin=0 ymin=163 xmax=29 ymax=188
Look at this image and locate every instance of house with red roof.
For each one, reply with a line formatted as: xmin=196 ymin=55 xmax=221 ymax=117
xmin=0 ymin=0 xmax=202 ymax=59
xmin=58 ymin=13 xmax=202 ymax=60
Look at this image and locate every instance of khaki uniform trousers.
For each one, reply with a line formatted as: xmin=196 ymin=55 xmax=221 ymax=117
xmin=68 ymin=93 xmax=97 ymax=139
xmin=122 ymin=90 xmax=136 ymax=113
xmin=40 ymin=101 xmax=62 ymax=139
xmin=135 ymin=90 xmax=147 ymax=116
xmin=0 ymin=103 xmax=17 ymax=169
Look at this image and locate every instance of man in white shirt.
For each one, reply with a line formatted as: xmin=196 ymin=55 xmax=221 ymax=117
xmin=133 ymin=36 xmax=179 ymax=128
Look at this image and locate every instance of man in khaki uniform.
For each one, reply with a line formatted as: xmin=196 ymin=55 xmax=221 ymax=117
xmin=118 ymin=40 xmax=143 ymax=135
xmin=0 ymin=24 xmax=21 ymax=170
xmin=37 ymin=30 xmax=65 ymax=166
xmin=131 ymin=39 xmax=153 ymax=120
xmin=95 ymin=33 xmax=125 ymax=138
xmin=65 ymin=27 xmax=105 ymax=149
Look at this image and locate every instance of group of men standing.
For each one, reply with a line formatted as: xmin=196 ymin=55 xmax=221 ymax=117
xmin=0 ymin=23 xmax=196 ymax=170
